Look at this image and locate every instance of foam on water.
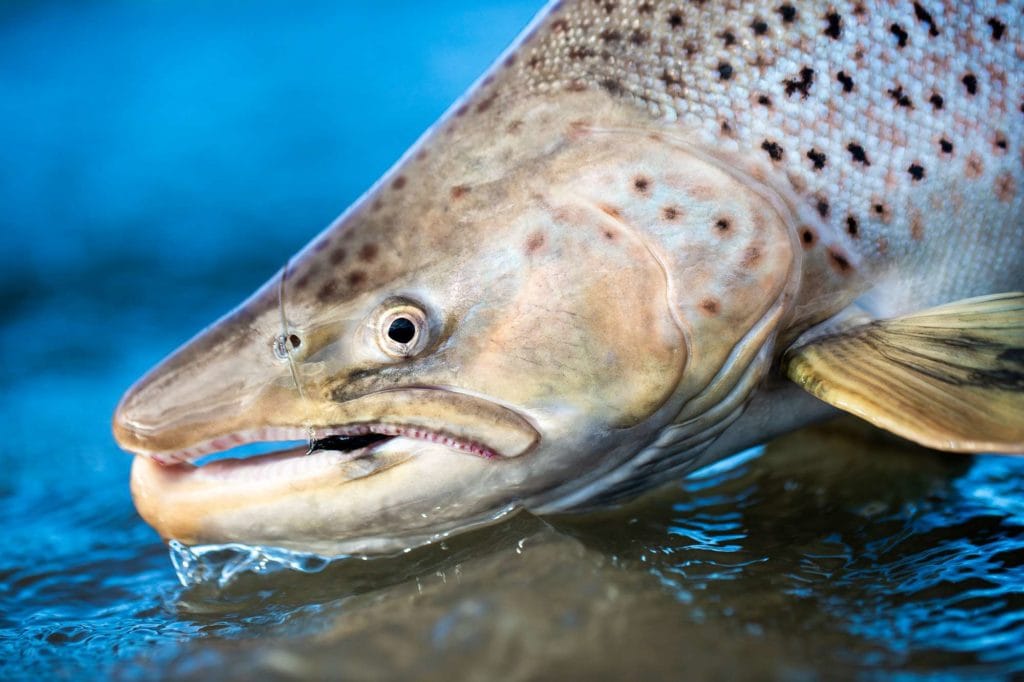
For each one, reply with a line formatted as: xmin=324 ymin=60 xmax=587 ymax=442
xmin=168 ymin=541 xmax=335 ymax=589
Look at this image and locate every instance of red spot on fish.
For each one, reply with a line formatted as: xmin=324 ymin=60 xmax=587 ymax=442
xmin=910 ymin=213 xmax=924 ymax=241
xmin=995 ymin=173 xmax=1016 ymax=202
xmin=329 ymin=248 xmax=347 ymax=265
xmin=741 ymin=246 xmax=762 ymax=268
xmin=661 ymin=206 xmax=681 ymax=221
xmin=476 ymin=93 xmax=498 ymax=113
xmin=965 ymin=153 xmax=984 ymax=179
xmin=359 ymin=243 xmax=379 ymax=263
xmin=392 ymin=175 xmax=407 ymax=190
xmin=700 ymin=298 xmax=720 ymax=315
xmin=317 ymin=280 xmax=338 ymax=302
xmin=450 ymin=185 xmax=471 ymax=200
xmin=347 ymin=271 xmax=367 ymax=287
xmin=525 ymin=232 xmax=546 ymax=254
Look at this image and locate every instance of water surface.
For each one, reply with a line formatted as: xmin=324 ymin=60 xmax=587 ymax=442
xmin=2 ymin=2 xmax=1023 ymax=680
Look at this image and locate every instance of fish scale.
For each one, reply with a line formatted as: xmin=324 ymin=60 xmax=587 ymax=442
xmin=478 ymin=0 xmax=1023 ymax=315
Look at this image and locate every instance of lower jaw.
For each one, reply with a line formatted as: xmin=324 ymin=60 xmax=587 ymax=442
xmin=128 ymin=438 xmax=508 ymax=551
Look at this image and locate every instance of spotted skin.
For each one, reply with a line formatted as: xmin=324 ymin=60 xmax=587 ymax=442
xmin=286 ymin=0 xmax=1022 ymax=325
xmin=491 ymin=0 xmax=1023 ymax=316
xmin=113 ymin=0 xmax=1024 ymax=552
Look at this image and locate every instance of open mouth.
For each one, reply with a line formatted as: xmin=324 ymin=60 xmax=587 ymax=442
xmin=146 ymin=423 xmax=503 ymax=468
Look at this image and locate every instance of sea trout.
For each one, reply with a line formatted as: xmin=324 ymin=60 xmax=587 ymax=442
xmin=113 ymin=0 xmax=1023 ymax=555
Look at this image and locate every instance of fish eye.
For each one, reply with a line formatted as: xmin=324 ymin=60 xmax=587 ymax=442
xmin=387 ymin=317 xmax=416 ymax=344
xmin=377 ymin=301 xmax=429 ymax=358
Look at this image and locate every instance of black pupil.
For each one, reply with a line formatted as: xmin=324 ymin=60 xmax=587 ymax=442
xmin=387 ymin=317 xmax=416 ymax=344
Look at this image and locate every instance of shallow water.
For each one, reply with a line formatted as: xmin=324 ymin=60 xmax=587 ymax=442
xmin=2 ymin=2 xmax=1024 ymax=680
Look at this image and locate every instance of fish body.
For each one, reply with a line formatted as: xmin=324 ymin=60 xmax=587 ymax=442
xmin=113 ymin=1 xmax=1023 ymax=555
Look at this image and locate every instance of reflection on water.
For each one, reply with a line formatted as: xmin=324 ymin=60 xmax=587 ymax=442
xmin=3 ymin=1 xmax=1024 ymax=679
xmin=17 ymin=419 xmax=1022 ymax=681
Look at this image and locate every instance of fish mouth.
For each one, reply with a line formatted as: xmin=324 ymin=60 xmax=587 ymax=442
xmin=145 ymin=422 xmax=505 ymax=468
xmin=122 ymin=387 xmax=541 ymax=548
xmin=117 ymin=386 xmax=541 ymax=470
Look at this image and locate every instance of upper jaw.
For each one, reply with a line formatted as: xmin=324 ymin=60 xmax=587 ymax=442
xmin=114 ymin=386 xmax=541 ymax=467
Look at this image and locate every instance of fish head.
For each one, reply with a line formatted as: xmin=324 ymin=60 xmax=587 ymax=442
xmin=114 ymin=91 xmax=800 ymax=554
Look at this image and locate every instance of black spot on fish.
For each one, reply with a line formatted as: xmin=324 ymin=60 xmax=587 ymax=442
xmin=751 ymin=17 xmax=768 ymax=35
xmin=913 ymin=3 xmax=939 ymax=37
xmin=761 ymin=139 xmax=784 ymax=161
xmin=777 ymin=4 xmax=797 ymax=23
xmin=824 ymin=12 xmax=841 ymax=39
xmin=887 ymin=85 xmax=914 ymax=108
xmin=848 ymin=143 xmax=870 ymax=166
xmin=568 ymin=46 xmax=596 ymax=60
xmin=846 ymin=215 xmax=859 ymax=237
xmin=929 ymin=93 xmax=944 ymax=110
xmin=908 ymin=164 xmax=925 ymax=181
xmin=829 ymin=249 xmax=852 ymax=274
xmin=801 ymin=227 xmax=817 ymax=246
xmin=962 ymin=73 xmax=978 ymax=95
xmin=987 ymin=17 xmax=1006 ymax=41
xmin=816 ymin=197 xmax=830 ymax=218
xmin=757 ymin=94 xmax=772 ymax=107
xmin=717 ymin=62 xmax=734 ymax=80
xmin=940 ymin=139 xmax=954 ymax=154
xmin=837 ymin=71 xmax=855 ymax=93
xmin=667 ymin=11 xmax=683 ymax=29
xmin=890 ymin=23 xmax=909 ymax=47
xmin=784 ymin=67 xmax=814 ymax=98
xmin=719 ymin=30 xmax=737 ymax=46
xmin=600 ymin=78 xmax=625 ymax=96
xmin=630 ymin=29 xmax=649 ymax=46
xmin=807 ymin=149 xmax=827 ymax=170
xmin=600 ymin=28 xmax=622 ymax=42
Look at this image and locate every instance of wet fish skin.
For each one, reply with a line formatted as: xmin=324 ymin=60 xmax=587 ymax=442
xmin=114 ymin=1 xmax=1023 ymax=553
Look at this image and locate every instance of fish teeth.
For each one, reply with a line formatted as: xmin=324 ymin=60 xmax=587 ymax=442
xmin=144 ymin=423 xmax=500 ymax=465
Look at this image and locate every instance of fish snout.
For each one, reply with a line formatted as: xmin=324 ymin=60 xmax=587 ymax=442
xmin=112 ymin=282 xmax=298 ymax=461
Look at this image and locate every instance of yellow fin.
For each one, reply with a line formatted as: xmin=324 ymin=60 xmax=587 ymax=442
xmin=785 ymin=292 xmax=1024 ymax=453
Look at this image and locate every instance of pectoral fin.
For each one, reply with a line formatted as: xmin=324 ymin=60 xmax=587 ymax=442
xmin=784 ymin=292 xmax=1024 ymax=453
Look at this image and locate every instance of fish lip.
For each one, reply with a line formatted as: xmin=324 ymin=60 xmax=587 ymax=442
xmin=116 ymin=385 xmax=540 ymax=465
xmin=139 ymin=422 xmax=504 ymax=467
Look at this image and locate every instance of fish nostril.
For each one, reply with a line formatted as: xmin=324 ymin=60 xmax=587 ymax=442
xmin=273 ymin=334 xmax=289 ymax=360
xmin=273 ymin=333 xmax=303 ymax=360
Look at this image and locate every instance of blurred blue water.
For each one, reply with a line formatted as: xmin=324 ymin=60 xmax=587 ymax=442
xmin=3 ymin=2 xmax=1024 ymax=680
